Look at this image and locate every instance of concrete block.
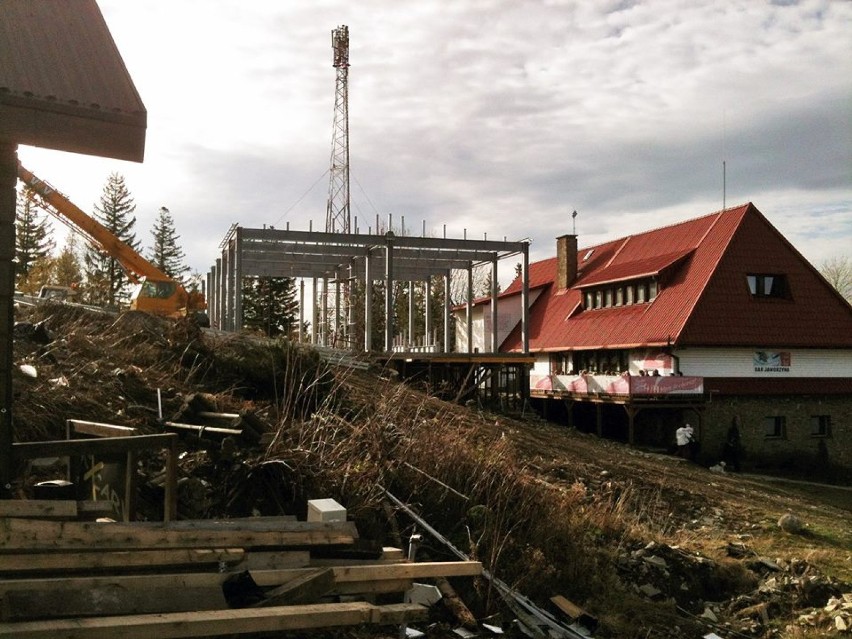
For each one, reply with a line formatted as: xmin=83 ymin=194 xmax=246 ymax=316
xmin=307 ymin=498 xmax=346 ymax=522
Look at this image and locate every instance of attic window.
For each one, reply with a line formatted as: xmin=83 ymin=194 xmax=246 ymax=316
xmin=747 ymin=274 xmax=789 ymax=299
xmin=582 ymin=249 xmax=594 ymax=262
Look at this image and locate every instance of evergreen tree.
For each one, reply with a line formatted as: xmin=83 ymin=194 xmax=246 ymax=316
xmin=242 ymin=276 xmax=299 ymax=338
xmin=52 ymin=234 xmax=84 ymax=287
xmin=15 ymin=188 xmax=54 ymax=284
xmin=83 ymin=173 xmax=140 ymax=306
xmin=148 ymin=206 xmax=188 ymax=282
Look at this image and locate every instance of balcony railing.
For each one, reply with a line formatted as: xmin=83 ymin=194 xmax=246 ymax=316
xmin=530 ymin=373 xmax=704 ymax=398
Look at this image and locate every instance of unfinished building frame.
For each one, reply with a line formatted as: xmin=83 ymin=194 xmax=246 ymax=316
xmin=206 ymin=226 xmax=530 ymax=355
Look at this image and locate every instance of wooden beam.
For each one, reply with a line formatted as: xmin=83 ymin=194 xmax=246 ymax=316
xmin=254 ymin=568 xmax=335 ymax=607
xmin=0 ymin=548 xmax=245 ymax=574
xmin=231 ymin=550 xmax=309 ymax=571
xmin=163 ymin=422 xmax=244 ymax=437
xmin=0 ymin=517 xmax=358 ymax=551
xmin=66 ymin=419 xmax=139 ymax=438
xmin=329 ymin=561 xmax=482 ymax=582
xmin=0 ymin=562 xmax=480 ymax=595
xmin=0 ymin=501 xmax=77 ymax=519
xmin=1 ymin=586 xmax=228 ymax=621
xmin=11 ymin=434 xmax=178 ymax=459
xmin=0 ymin=602 xmax=428 ymax=638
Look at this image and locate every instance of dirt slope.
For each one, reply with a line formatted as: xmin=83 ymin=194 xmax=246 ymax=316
xmin=10 ymin=304 xmax=852 ymax=639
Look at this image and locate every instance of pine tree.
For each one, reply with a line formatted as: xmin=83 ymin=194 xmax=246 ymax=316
xmin=242 ymin=276 xmax=299 ymax=338
xmin=148 ymin=206 xmax=188 ymax=282
xmin=83 ymin=173 xmax=140 ymax=306
xmin=15 ymin=188 xmax=54 ymax=285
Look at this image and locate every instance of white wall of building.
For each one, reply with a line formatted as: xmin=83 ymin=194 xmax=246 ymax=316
xmin=454 ymin=290 xmax=542 ymax=353
xmin=676 ymin=348 xmax=852 ymax=378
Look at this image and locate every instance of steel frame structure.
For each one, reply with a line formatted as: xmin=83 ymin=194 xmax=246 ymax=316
xmin=207 ymin=227 xmax=530 ymax=355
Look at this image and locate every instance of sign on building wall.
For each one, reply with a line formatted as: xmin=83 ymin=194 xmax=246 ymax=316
xmin=753 ymin=351 xmax=791 ymax=373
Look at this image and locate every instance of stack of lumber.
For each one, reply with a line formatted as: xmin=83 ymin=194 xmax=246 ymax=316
xmin=0 ymin=501 xmax=482 ymax=638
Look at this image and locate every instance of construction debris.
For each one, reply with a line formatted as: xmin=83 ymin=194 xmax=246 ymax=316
xmin=0 ymin=503 xmax=481 ymax=636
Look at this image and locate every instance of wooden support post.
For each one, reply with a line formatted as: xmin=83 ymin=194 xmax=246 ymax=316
xmin=596 ymin=403 xmax=603 ymax=438
xmin=0 ymin=143 xmax=16 ymax=498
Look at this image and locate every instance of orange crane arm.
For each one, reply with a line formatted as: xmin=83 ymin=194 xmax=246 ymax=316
xmin=17 ymin=162 xmax=171 ymax=285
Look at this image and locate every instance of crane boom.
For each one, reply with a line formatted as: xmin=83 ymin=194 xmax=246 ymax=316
xmin=17 ymin=163 xmax=170 ymax=284
xmin=17 ymin=162 xmax=207 ymax=322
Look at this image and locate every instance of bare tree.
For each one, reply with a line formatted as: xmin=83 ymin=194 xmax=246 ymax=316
xmin=820 ymin=256 xmax=852 ymax=303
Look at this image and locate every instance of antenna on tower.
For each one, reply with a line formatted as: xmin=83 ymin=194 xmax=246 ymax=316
xmin=326 ymin=25 xmax=350 ymax=233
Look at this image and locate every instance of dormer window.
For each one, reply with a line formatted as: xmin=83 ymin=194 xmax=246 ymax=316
xmin=747 ymin=274 xmax=789 ymax=299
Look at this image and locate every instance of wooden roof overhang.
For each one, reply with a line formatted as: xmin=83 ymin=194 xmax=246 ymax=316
xmin=0 ymin=0 xmax=147 ymax=161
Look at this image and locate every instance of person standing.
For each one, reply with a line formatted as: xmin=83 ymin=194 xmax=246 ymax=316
xmin=676 ymin=423 xmax=693 ymax=459
xmin=724 ymin=418 xmax=742 ymax=471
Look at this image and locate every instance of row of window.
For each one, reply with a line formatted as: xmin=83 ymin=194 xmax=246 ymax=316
xmin=583 ymin=278 xmax=658 ymax=310
xmin=764 ymin=415 xmax=831 ymax=439
xmin=580 ymin=273 xmax=789 ymax=309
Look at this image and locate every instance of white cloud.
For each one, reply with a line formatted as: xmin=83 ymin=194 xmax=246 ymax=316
xmin=16 ymin=0 xmax=851 ymax=277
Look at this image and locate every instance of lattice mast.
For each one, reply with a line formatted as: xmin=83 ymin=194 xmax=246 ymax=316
xmin=326 ymin=25 xmax=350 ymax=233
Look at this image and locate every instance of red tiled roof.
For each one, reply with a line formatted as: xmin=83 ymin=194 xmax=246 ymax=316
xmin=502 ymin=257 xmax=557 ymax=295
xmin=500 ymin=203 xmax=852 ymax=352
xmin=576 ymin=249 xmax=694 ymax=288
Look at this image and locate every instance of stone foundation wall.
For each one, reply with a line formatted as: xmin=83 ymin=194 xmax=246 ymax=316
xmin=701 ymin=394 xmax=852 ymax=480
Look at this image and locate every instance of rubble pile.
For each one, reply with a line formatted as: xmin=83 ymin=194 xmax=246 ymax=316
xmin=613 ymin=539 xmax=852 ymax=638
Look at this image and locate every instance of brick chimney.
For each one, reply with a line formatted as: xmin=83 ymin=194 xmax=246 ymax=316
xmin=556 ymin=234 xmax=578 ymax=290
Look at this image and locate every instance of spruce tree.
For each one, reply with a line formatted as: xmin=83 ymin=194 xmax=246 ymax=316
xmin=242 ymin=276 xmax=299 ymax=338
xmin=148 ymin=206 xmax=188 ymax=282
xmin=83 ymin=173 xmax=140 ymax=306
xmin=15 ymin=188 xmax=54 ymax=285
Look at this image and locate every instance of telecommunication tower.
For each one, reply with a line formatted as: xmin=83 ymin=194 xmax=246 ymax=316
xmin=326 ymin=25 xmax=350 ymax=233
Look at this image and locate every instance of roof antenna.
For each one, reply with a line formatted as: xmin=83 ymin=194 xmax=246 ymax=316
xmin=572 ymin=209 xmax=578 ymax=235
xmin=722 ymin=160 xmax=726 ymax=211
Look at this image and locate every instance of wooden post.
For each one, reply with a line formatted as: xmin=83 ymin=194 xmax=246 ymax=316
xmin=596 ymin=403 xmax=602 ymax=438
xmin=0 ymin=143 xmax=17 ymax=498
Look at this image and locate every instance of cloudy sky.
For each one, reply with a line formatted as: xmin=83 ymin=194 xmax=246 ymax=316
xmin=18 ymin=0 xmax=852 ymax=282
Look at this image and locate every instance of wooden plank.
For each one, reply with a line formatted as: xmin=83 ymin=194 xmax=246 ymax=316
xmin=11 ymin=434 xmax=179 ymax=460
xmin=77 ymin=501 xmax=117 ymax=518
xmin=550 ymin=595 xmax=584 ymax=620
xmin=550 ymin=594 xmax=599 ymax=631
xmin=231 ymin=550 xmax=310 ymax=571
xmin=163 ymin=422 xmax=243 ymax=437
xmin=309 ymin=546 xmax=408 ymax=567
xmin=0 ymin=602 xmax=428 ymax=638
xmin=1 ymin=586 xmax=228 ymax=621
xmin=0 ymin=548 xmax=245 ymax=573
xmin=0 ymin=562 xmax=479 ymax=595
xmin=335 ymin=578 xmax=413 ymax=595
xmin=0 ymin=517 xmax=358 ymax=551
xmin=255 ymin=568 xmax=335 ymax=607
xmin=329 ymin=561 xmax=482 ymax=582
xmin=67 ymin=419 xmax=139 ymax=438
xmin=0 ymin=500 xmax=77 ymax=519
